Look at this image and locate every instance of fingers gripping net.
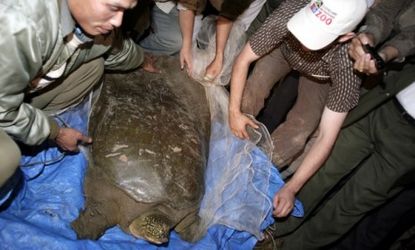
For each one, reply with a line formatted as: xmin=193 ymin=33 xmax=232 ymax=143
xmin=194 ymin=85 xmax=274 ymax=240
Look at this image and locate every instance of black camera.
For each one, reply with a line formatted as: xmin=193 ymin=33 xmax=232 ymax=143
xmin=363 ymin=44 xmax=386 ymax=71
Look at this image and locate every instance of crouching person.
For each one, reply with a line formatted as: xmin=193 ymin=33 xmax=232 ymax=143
xmin=0 ymin=0 xmax=147 ymax=191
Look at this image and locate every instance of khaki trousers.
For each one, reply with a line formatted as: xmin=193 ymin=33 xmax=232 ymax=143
xmin=242 ymin=48 xmax=329 ymax=168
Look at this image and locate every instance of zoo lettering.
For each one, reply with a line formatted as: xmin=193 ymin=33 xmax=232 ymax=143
xmin=310 ymin=2 xmax=333 ymax=25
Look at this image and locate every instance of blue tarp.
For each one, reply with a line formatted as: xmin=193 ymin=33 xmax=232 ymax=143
xmin=0 ymin=100 xmax=303 ymax=249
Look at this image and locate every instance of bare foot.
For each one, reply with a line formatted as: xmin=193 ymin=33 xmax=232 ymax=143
xmin=142 ymin=53 xmax=161 ymax=73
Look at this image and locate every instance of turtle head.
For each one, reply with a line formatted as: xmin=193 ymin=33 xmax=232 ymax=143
xmin=128 ymin=213 xmax=172 ymax=244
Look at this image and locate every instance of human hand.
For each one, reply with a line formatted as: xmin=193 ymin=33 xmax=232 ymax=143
xmin=348 ymin=33 xmax=381 ymax=75
xmin=204 ymin=56 xmax=223 ymax=81
xmin=142 ymin=53 xmax=161 ymax=73
xmin=273 ymin=184 xmax=296 ymax=218
xmin=229 ymin=111 xmax=259 ymax=140
xmin=180 ymin=46 xmax=193 ymax=76
xmin=55 ymin=127 xmax=92 ymax=152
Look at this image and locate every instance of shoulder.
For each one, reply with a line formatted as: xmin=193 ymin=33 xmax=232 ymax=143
xmin=2 ymin=0 xmax=59 ymax=28
xmin=324 ymin=44 xmax=356 ymax=79
xmin=1 ymin=0 xmax=62 ymax=74
xmin=2 ymin=0 xmax=60 ymax=44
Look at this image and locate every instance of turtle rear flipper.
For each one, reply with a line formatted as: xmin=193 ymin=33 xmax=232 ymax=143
xmin=128 ymin=212 xmax=173 ymax=244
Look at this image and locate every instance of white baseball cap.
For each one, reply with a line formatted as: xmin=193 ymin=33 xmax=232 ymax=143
xmin=287 ymin=0 xmax=368 ymax=50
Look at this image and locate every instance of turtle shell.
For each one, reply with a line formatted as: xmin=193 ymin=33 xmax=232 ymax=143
xmin=89 ymin=56 xmax=210 ymax=210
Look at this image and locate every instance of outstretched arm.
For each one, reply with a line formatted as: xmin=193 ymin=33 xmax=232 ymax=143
xmin=229 ymin=42 xmax=260 ymax=139
xmin=179 ymin=8 xmax=195 ymax=75
xmin=273 ymin=107 xmax=347 ymax=217
xmin=204 ymin=16 xmax=233 ymax=81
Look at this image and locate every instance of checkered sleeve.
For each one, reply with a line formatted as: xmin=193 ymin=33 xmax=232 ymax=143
xmin=326 ymin=45 xmax=362 ymax=113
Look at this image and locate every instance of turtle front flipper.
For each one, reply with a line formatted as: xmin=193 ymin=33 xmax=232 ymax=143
xmin=128 ymin=211 xmax=173 ymax=244
xmin=71 ymin=199 xmax=118 ymax=240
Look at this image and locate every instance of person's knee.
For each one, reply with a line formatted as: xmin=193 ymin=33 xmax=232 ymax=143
xmin=271 ymin=127 xmax=309 ymax=167
xmin=151 ymin=32 xmax=182 ymax=55
xmin=241 ymin=96 xmax=257 ymax=115
xmin=85 ymin=58 xmax=105 ymax=84
xmin=240 ymin=79 xmax=265 ymax=115
xmin=162 ymin=36 xmax=182 ymax=55
xmin=0 ymin=132 xmax=21 ymax=187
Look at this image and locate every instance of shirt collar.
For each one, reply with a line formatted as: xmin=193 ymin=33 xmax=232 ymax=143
xmin=60 ymin=0 xmax=76 ymax=37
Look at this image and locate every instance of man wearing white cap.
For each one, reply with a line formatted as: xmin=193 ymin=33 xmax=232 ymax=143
xmin=229 ymin=0 xmax=367 ymax=225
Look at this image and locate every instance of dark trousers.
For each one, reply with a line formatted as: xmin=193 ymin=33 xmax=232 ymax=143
xmin=278 ymin=98 xmax=415 ymax=249
xmin=332 ymin=184 xmax=415 ymax=250
xmin=257 ymin=72 xmax=299 ymax=133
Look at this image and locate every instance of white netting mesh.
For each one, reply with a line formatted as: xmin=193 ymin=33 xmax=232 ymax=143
xmin=187 ymin=14 xmax=275 ymax=239
xmin=192 ymin=84 xmax=274 ymax=240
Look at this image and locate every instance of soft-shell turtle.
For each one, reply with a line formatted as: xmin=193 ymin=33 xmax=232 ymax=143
xmin=71 ymin=57 xmax=210 ymax=244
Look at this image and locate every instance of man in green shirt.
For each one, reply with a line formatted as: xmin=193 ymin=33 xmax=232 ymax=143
xmin=0 ymin=0 xmax=147 ymax=188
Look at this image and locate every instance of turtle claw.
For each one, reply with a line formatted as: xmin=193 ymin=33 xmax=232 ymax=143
xmin=129 ymin=213 xmax=172 ymax=244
